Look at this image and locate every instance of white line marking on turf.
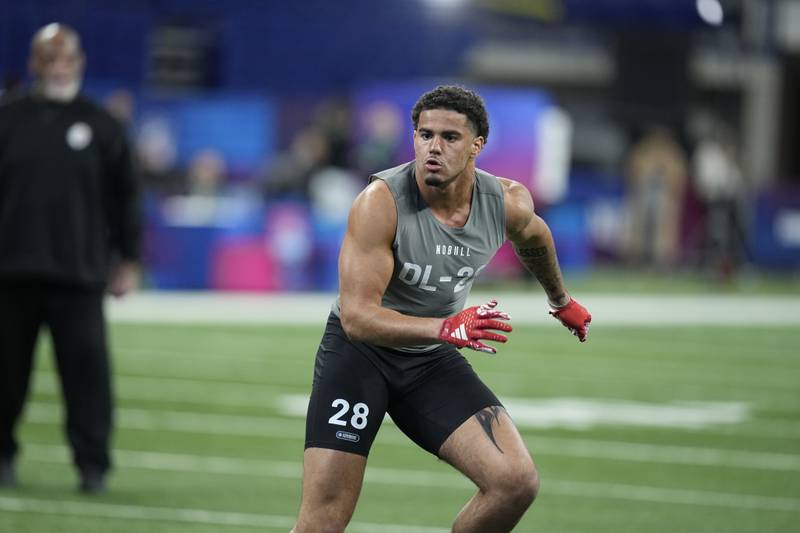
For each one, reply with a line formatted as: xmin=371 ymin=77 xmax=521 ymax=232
xmin=0 ymin=496 xmax=448 ymax=533
xmin=106 ymin=292 xmax=800 ymax=326
xmin=20 ymin=444 xmax=800 ymax=513
xmin=24 ymin=402 xmax=800 ymax=471
xmin=33 ymin=371 xmax=299 ymax=409
xmin=504 ymin=397 xmax=749 ymax=429
xmin=482 ymin=365 xmax=800 ymax=391
xmin=26 ymin=402 xmax=305 ymax=439
xmin=32 ymin=369 xmax=800 ymax=432
xmin=278 ymin=394 xmax=750 ymax=430
xmin=543 ymin=480 xmax=800 ymax=513
xmin=528 ymin=436 xmax=800 ymax=471
xmin=117 ymin=348 xmax=270 ymax=364
xmin=273 ymin=390 xmax=800 ymax=438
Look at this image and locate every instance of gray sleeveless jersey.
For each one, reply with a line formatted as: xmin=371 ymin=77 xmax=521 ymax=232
xmin=333 ymin=161 xmax=506 ymax=352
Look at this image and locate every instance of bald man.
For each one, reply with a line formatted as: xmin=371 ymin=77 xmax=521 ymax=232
xmin=0 ymin=24 xmax=141 ymax=493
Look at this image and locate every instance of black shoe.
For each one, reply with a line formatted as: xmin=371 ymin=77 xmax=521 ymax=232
xmin=78 ymin=468 xmax=107 ymax=494
xmin=0 ymin=459 xmax=16 ymax=488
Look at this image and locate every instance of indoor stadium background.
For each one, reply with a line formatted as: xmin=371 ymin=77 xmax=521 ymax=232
xmin=1 ymin=0 xmax=799 ymax=531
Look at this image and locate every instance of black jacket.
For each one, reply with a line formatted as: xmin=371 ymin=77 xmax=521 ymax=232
xmin=0 ymin=91 xmax=141 ymax=286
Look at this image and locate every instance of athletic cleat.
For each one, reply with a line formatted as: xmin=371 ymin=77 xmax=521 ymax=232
xmin=78 ymin=468 xmax=107 ymax=494
xmin=0 ymin=459 xmax=17 ymax=488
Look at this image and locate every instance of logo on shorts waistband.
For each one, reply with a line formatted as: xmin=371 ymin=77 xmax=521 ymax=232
xmin=335 ymin=431 xmax=360 ymax=443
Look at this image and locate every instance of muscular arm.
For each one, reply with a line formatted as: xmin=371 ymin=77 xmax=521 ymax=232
xmin=338 ymin=180 xmax=444 ymax=346
xmin=501 ymin=178 xmax=570 ymax=307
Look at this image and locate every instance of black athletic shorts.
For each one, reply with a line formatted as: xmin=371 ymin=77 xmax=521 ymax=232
xmin=304 ymin=313 xmax=501 ymax=457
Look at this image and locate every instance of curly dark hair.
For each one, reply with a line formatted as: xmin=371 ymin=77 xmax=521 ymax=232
xmin=411 ymin=85 xmax=489 ymax=143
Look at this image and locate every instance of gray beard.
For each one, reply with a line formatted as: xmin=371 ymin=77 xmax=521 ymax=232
xmin=41 ymin=80 xmax=81 ymax=102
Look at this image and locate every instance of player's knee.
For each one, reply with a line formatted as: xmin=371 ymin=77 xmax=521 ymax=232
xmin=294 ymin=512 xmax=350 ymax=533
xmin=491 ymin=462 xmax=539 ymax=509
xmin=511 ymin=468 xmax=539 ymax=509
xmin=520 ymin=466 xmax=540 ymax=506
xmin=295 ymin=499 xmax=353 ymax=533
xmin=302 ymin=523 xmax=347 ymax=533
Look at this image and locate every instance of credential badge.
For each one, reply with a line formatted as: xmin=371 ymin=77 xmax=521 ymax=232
xmin=66 ymin=122 xmax=92 ymax=150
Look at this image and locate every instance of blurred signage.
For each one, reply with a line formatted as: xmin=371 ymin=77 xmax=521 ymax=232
xmin=775 ymin=209 xmax=800 ymax=247
xmin=147 ymin=24 xmax=219 ymax=88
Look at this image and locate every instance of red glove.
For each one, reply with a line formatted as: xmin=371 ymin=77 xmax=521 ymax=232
xmin=439 ymin=300 xmax=513 ymax=354
xmin=549 ymin=297 xmax=591 ymax=342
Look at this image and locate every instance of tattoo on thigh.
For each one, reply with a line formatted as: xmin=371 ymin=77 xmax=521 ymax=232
xmin=475 ymin=406 xmax=504 ymax=454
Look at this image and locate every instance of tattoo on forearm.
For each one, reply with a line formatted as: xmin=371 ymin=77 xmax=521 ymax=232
xmin=475 ymin=406 xmax=504 ymax=454
xmin=514 ymin=244 xmax=566 ymax=303
xmin=515 ymin=246 xmax=548 ymax=258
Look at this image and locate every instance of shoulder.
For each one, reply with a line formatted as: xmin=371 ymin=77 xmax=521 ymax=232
xmin=369 ymin=161 xmax=414 ymax=199
xmin=370 ymin=160 xmax=414 ymax=182
xmin=498 ymin=177 xmax=535 ymax=210
xmin=347 ymin=178 xmax=397 ymax=246
xmin=0 ymin=93 xmax=31 ymax=140
xmin=0 ymin=91 xmax=30 ymax=118
xmin=0 ymin=91 xmax=26 ymax=108
xmin=76 ymin=96 xmax=127 ymax=137
xmin=352 ymin=178 xmax=396 ymax=219
xmin=497 ymin=177 xmax=536 ymax=236
xmin=75 ymin=95 xmax=106 ymax=115
xmin=474 ymin=167 xmax=504 ymax=198
xmin=370 ymin=161 xmax=418 ymax=210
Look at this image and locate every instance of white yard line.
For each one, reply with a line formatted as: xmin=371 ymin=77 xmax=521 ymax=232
xmin=28 ymin=372 xmax=800 ymax=439
xmin=528 ymin=436 xmax=800 ymax=471
xmin=23 ymin=403 xmax=800 ymax=472
xmin=26 ymin=402 xmax=305 ymax=440
xmin=106 ymin=292 xmax=800 ymax=326
xmin=30 ymin=369 xmax=800 ymax=417
xmin=544 ymin=480 xmax=800 ymax=513
xmin=116 ymin=348 xmax=274 ymax=364
xmin=0 ymin=496 xmax=448 ymax=533
xmin=31 ymin=371 xmax=303 ymax=411
xmin=18 ymin=444 xmax=800 ymax=514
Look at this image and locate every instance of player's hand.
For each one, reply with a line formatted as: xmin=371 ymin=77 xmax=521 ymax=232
xmin=549 ymin=297 xmax=591 ymax=342
xmin=439 ymin=299 xmax=513 ymax=354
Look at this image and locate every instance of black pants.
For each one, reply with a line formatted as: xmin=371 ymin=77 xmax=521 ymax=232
xmin=0 ymin=279 xmax=112 ymax=474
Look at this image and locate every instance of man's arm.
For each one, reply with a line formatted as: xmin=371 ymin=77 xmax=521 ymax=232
xmin=106 ymin=121 xmax=141 ymax=297
xmin=501 ymin=178 xmax=569 ymax=306
xmin=338 ymin=180 xmax=511 ymax=352
xmin=338 ymin=180 xmax=444 ymax=346
xmin=501 ymin=178 xmax=591 ymax=342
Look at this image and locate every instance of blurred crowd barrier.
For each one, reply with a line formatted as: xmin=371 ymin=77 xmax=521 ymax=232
xmin=113 ymin=82 xmax=568 ymax=291
xmin=4 ymin=1 xmax=800 ymax=291
xmin=94 ymin=82 xmax=799 ymax=291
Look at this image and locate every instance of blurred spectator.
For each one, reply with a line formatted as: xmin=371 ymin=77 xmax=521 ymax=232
xmin=261 ymin=127 xmax=330 ymax=199
xmin=692 ymin=121 xmax=746 ymax=280
xmin=0 ymin=24 xmax=141 ymax=493
xmin=266 ymin=204 xmax=314 ymax=290
xmin=314 ymin=98 xmax=353 ymax=168
xmin=136 ymin=114 xmax=182 ymax=194
xmin=623 ymin=126 xmax=688 ymax=269
xmin=160 ymin=147 xmax=267 ymax=230
xmin=1 ymin=73 xmax=25 ymax=103
xmin=185 ymin=148 xmax=228 ymax=197
xmin=307 ymin=165 xmax=361 ymax=290
xmin=357 ymin=100 xmax=404 ymax=175
xmin=308 ymin=166 xmax=361 ymax=225
xmin=103 ymin=88 xmax=136 ymax=126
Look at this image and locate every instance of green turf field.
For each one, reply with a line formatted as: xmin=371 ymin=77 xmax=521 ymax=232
xmin=1 ymin=320 xmax=798 ymax=532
